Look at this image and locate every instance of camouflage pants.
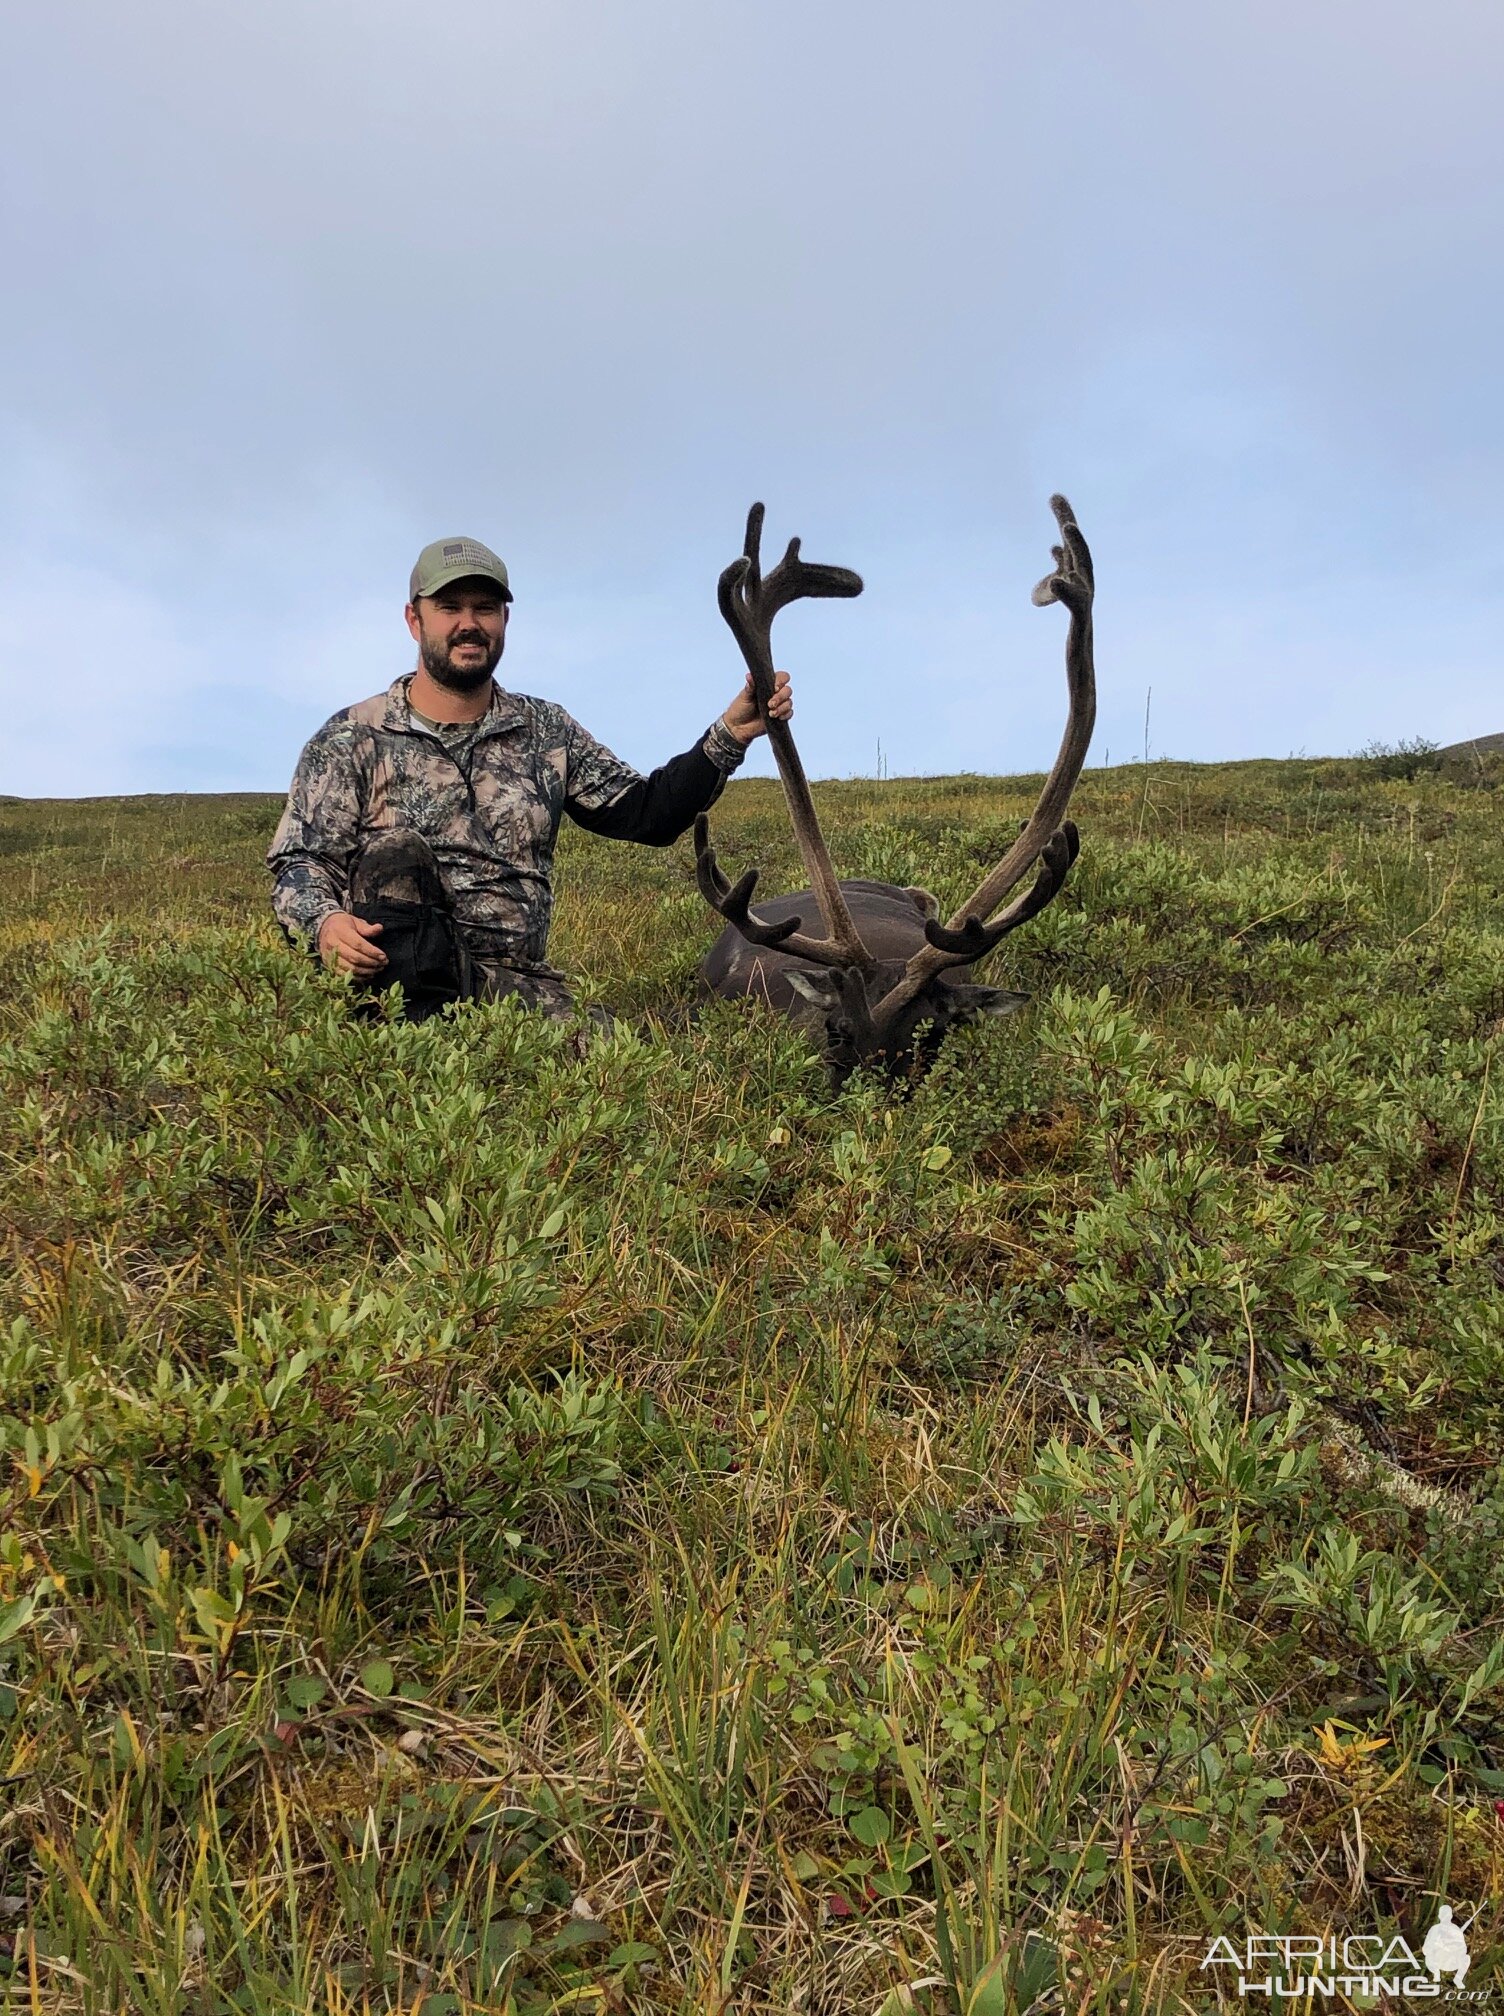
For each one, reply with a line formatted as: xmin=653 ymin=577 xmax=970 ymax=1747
xmin=347 ymin=830 xmax=611 ymax=1031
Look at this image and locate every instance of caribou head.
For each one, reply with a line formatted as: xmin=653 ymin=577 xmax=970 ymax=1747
xmin=695 ymin=496 xmax=1096 ymax=1084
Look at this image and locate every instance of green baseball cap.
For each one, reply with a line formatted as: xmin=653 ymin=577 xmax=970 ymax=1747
xmin=409 ymin=536 xmax=512 ymax=603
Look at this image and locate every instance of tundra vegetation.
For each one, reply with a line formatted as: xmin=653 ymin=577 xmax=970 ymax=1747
xmin=1 ymin=751 xmax=1501 ymax=2014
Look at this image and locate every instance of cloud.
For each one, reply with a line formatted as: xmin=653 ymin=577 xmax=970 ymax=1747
xmin=2 ymin=0 xmax=1500 ymax=793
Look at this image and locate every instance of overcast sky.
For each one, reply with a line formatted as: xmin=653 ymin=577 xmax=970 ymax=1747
xmin=4 ymin=0 xmax=1500 ymax=795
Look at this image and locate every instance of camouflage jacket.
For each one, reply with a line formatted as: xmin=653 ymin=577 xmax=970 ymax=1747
xmin=268 ymin=675 xmax=746 ymax=972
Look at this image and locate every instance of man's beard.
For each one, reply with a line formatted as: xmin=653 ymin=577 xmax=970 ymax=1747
xmin=419 ymin=628 xmax=502 ymax=693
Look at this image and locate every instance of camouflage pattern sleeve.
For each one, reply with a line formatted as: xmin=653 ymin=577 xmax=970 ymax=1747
xmin=702 ymin=715 xmax=750 ymax=774
xmin=558 ymin=710 xmax=649 ymax=816
xmin=266 ymin=718 xmax=367 ymax=945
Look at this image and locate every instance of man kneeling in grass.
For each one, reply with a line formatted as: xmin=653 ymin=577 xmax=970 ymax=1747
xmin=268 ymin=535 xmax=792 ymax=1024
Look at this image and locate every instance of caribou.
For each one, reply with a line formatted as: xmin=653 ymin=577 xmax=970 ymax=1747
xmin=695 ymin=495 xmax=1096 ymax=1083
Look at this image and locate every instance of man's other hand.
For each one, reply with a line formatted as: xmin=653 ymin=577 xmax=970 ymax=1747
xmin=318 ymin=912 xmax=388 ymax=977
xmin=722 ymin=669 xmax=793 ymax=746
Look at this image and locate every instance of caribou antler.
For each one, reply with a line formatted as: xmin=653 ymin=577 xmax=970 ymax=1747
xmin=920 ymin=821 xmax=1080 ymax=963
xmin=871 ymin=495 xmax=1095 ymax=1024
xmin=699 ymin=503 xmax=876 ymax=972
xmin=693 ymin=813 xmax=806 ymax=950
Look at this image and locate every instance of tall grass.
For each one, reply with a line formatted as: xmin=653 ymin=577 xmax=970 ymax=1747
xmin=1 ymin=757 xmax=1501 ymax=2011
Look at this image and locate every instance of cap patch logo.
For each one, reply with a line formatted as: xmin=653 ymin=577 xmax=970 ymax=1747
xmin=442 ymin=542 xmax=466 ymax=561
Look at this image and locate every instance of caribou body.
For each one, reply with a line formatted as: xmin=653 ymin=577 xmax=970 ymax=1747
xmin=700 ymin=879 xmax=1035 ymax=1082
xmin=694 ymin=496 xmax=1096 ymax=1082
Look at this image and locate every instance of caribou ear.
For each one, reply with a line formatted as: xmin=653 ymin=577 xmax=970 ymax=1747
xmin=901 ymin=885 xmax=941 ymax=921
xmin=948 ymin=984 xmax=1031 ymax=1019
xmin=786 ymin=968 xmax=843 ymax=1011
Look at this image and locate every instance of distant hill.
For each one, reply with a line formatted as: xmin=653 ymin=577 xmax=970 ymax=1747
xmin=1435 ymin=731 xmax=1504 ymax=781
xmin=1437 ymin=731 xmax=1504 ymax=759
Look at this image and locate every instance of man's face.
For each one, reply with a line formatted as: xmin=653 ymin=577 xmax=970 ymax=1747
xmin=405 ymin=576 xmax=509 ymax=692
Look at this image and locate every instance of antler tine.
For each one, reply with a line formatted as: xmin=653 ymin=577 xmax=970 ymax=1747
xmin=693 ymin=814 xmax=802 ymax=948
xmin=744 ymin=500 xmax=765 ymax=574
xmin=871 ymin=495 xmax=1096 ymax=1027
xmin=762 ymin=536 xmax=865 ymax=626
xmin=716 ymin=519 xmax=863 ymax=707
xmin=692 ymin=815 xmax=874 ymax=967
xmin=704 ymin=502 xmax=876 ymax=972
xmin=921 ymin=822 xmax=1079 ymax=964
